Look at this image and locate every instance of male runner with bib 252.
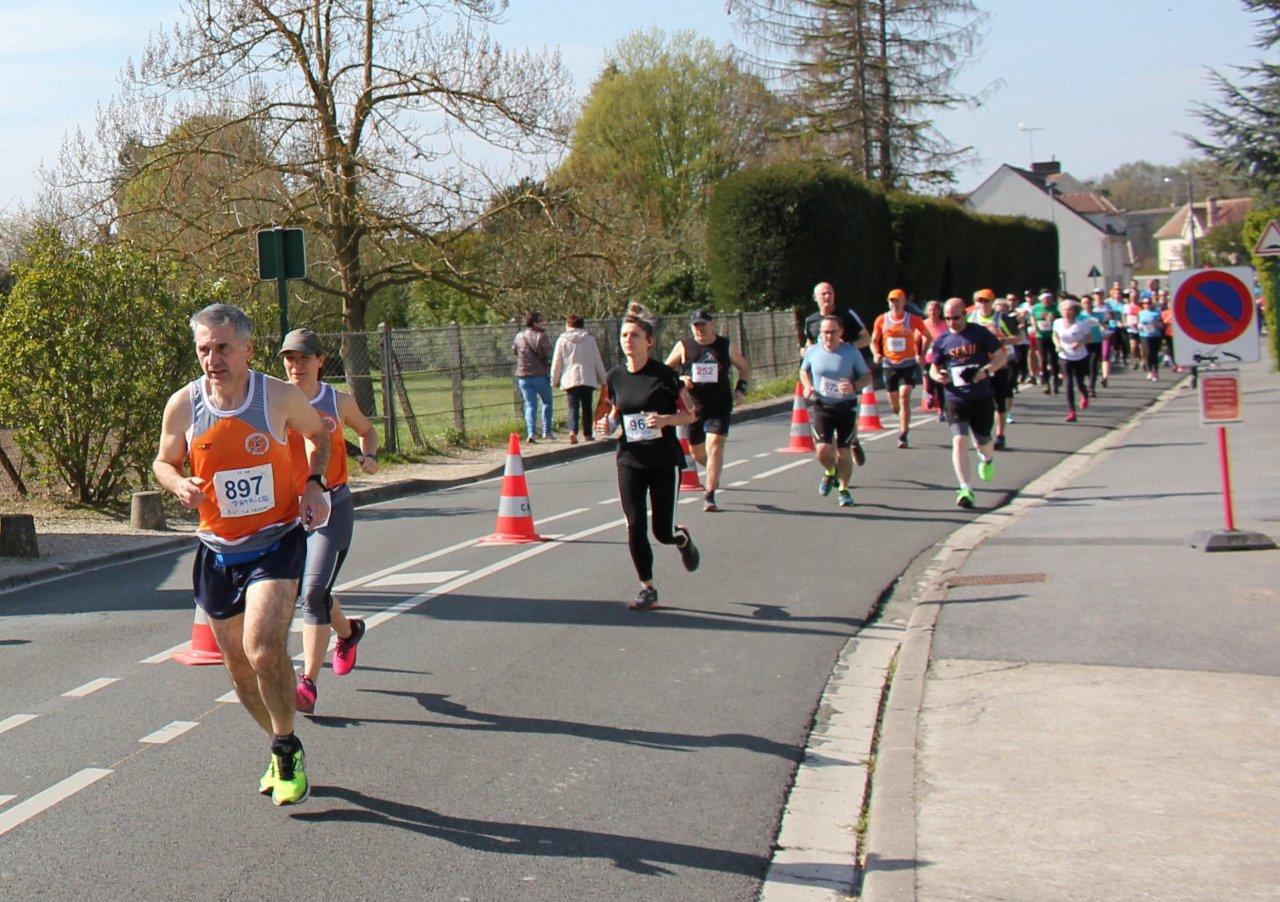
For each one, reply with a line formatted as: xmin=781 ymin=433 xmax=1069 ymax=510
xmin=665 ymin=308 xmax=750 ymax=512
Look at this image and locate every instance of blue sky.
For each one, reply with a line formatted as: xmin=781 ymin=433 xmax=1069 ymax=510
xmin=0 ymin=0 xmax=1262 ymax=212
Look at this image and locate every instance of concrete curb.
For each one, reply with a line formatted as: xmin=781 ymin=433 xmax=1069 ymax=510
xmin=0 ymin=396 xmax=794 ymax=593
xmin=858 ymin=377 xmax=1189 ymax=902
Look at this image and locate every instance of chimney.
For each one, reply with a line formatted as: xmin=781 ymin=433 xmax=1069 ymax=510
xmin=1030 ymin=161 xmax=1062 ymax=176
xmin=1207 ymin=196 xmax=1219 ymax=230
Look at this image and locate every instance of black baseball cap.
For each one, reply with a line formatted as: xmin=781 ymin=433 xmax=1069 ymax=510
xmin=690 ymin=308 xmax=715 ymax=325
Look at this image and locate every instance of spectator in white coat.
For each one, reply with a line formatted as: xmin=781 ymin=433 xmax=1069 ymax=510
xmin=551 ymin=315 xmax=609 ymax=444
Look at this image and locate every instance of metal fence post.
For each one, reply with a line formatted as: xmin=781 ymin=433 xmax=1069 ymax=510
xmin=737 ymin=311 xmax=749 ymax=360
xmin=448 ymin=321 xmax=465 ymax=433
xmin=379 ymin=322 xmax=397 ymax=454
xmin=766 ymin=309 xmax=778 ymax=377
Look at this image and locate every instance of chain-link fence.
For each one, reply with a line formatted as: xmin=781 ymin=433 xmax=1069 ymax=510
xmin=300 ymin=310 xmax=800 ymax=452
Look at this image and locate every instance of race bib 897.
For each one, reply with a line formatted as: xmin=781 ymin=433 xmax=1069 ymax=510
xmin=213 ymin=464 xmax=275 ymax=518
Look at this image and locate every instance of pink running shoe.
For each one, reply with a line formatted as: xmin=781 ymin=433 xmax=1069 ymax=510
xmin=296 ymin=675 xmax=317 ymax=714
xmin=332 ymin=619 xmax=365 ymax=677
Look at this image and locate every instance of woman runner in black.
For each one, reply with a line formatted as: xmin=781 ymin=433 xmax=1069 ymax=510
xmin=597 ymin=306 xmax=701 ymax=610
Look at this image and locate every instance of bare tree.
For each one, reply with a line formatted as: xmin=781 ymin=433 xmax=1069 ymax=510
xmin=48 ymin=0 xmax=571 ymax=413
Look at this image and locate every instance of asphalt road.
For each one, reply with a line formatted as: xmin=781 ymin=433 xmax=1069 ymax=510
xmin=0 ymin=371 xmax=1165 ymax=899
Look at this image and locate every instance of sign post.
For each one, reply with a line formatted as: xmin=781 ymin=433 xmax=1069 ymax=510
xmin=1185 ymin=361 xmax=1275 ymax=551
xmin=256 ymin=227 xmax=307 ymax=338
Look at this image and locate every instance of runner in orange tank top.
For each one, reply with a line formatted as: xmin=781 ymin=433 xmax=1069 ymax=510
xmin=871 ymin=288 xmax=933 ymax=448
xmin=153 ymin=303 xmax=330 ymax=807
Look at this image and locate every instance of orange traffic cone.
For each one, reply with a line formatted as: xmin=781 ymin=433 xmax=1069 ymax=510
xmin=172 ymin=605 xmax=224 ymax=666
xmin=677 ymin=424 xmax=704 ymax=493
xmin=858 ymin=387 xmax=886 ymax=431
xmin=479 ymin=433 xmax=546 ymax=544
xmin=779 ymin=381 xmax=816 ymax=453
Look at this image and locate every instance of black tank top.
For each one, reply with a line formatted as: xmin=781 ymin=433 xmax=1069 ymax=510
xmin=680 ymin=335 xmax=733 ymax=409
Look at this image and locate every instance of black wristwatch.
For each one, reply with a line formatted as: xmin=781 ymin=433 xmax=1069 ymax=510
xmin=306 ymin=473 xmax=328 ymax=491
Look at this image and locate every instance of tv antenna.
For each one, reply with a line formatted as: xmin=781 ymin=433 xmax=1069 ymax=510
xmin=1017 ymin=123 xmax=1044 ymax=164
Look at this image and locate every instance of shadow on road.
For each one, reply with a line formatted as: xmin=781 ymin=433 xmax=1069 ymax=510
xmin=293 ymin=785 xmax=769 ymax=878
xmin=314 ymin=689 xmax=803 ymax=762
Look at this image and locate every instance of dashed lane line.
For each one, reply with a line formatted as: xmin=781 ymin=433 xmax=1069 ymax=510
xmin=0 ymin=795 xmax=14 ymax=808
xmin=61 ymin=678 xmax=120 ymax=698
xmin=139 ymin=721 xmax=200 ymax=745
xmin=0 ymin=768 xmax=113 ymax=839
xmin=0 ymin=714 xmax=38 ymax=736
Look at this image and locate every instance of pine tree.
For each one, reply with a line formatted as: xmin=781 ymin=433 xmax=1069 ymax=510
xmin=1193 ymin=0 xmax=1280 ymax=201
xmin=730 ymin=0 xmax=990 ymax=189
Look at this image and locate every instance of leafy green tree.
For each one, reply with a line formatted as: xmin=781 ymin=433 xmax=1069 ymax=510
xmin=1086 ymin=158 xmax=1251 ymax=210
xmin=1193 ymin=0 xmax=1280 ymax=202
xmin=0 ymin=231 xmax=215 ymax=504
xmin=564 ymin=30 xmax=780 ymax=236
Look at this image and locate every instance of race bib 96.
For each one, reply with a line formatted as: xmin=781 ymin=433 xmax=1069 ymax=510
xmin=623 ymin=413 xmax=660 ymax=442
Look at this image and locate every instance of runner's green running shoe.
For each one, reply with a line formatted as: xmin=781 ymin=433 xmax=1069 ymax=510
xmin=819 ymin=471 xmax=837 ymax=496
xmin=956 ymin=487 xmax=975 ymax=509
xmin=259 ymin=757 xmax=276 ymax=796
xmin=837 ymin=489 xmax=854 ymax=507
xmin=977 ymin=457 xmax=994 ymax=481
xmin=271 ymin=742 xmax=309 ymax=806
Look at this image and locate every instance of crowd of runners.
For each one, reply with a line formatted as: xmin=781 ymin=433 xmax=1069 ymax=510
xmin=152 ymin=281 xmax=1169 ymax=807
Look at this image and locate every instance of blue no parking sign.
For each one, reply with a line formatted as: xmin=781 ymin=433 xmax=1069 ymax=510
xmin=1169 ymin=267 xmax=1259 ymax=365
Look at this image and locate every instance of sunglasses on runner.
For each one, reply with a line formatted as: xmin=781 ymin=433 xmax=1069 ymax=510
xmin=944 ymin=315 xmax=966 ymax=321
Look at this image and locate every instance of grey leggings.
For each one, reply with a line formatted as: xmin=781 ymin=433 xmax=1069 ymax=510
xmin=299 ymin=485 xmax=354 ymax=625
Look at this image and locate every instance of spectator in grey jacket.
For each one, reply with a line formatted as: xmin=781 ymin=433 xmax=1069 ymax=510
xmin=551 ymin=315 xmax=608 ymax=444
xmin=513 ymin=311 xmax=554 ymax=442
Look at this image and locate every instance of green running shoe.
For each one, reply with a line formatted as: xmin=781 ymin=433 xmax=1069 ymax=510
xmin=956 ymin=487 xmax=975 ymax=509
xmin=271 ymin=743 xmax=309 ymax=806
xmin=977 ymin=457 xmax=994 ymax=482
xmin=837 ymin=489 xmax=854 ymax=507
xmin=259 ymin=757 xmax=276 ymax=796
xmin=819 ymin=471 xmax=837 ymax=496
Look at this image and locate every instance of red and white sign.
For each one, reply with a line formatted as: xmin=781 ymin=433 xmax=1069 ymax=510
xmin=1168 ymin=266 xmax=1259 ymax=365
xmin=1252 ymin=219 xmax=1280 ymax=257
xmin=1200 ymin=369 xmax=1242 ymax=425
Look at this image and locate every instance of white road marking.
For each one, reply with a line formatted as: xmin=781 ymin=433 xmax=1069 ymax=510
xmin=0 ymin=768 xmax=113 ymax=838
xmin=0 ymin=795 xmax=14 ymax=808
xmin=216 ymin=690 xmax=240 ymax=704
xmin=753 ymin=459 xmax=811 ymax=481
xmin=727 ymin=480 xmax=749 ymax=488
xmin=62 ymin=678 xmax=119 ymax=698
xmin=332 ymin=535 xmax=481 ymax=594
xmin=139 ymin=721 xmax=200 ymax=744
xmin=366 ymin=570 xmax=468 ymax=588
xmin=0 ymin=714 xmax=38 ymax=736
xmin=597 ymin=498 xmax=615 ymax=506
xmin=139 ymin=642 xmax=190 ymax=665
xmin=361 ymin=518 xmax=627 ymax=634
xmin=722 ymin=459 xmax=748 ymax=469
xmin=534 ymin=507 xmax=588 ymax=525
xmin=678 ymin=498 xmax=697 ymax=505
xmin=754 ymin=452 xmax=771 ymax=458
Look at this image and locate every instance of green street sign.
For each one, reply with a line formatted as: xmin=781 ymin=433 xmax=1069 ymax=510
xmin=256 ymin=227 xmax=306 ymax=280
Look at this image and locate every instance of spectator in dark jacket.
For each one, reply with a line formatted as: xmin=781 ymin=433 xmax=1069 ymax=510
xmin=513 ymin=311 xmax=554 ymax=442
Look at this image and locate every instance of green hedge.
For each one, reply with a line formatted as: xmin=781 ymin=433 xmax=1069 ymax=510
xmin=707 ymin=162 xmax=895 ymax=319
xmin=709 ymin=164 xmax=1058 ymax=323
xmin=1243 ymin=207 xmax=1280 ymax=366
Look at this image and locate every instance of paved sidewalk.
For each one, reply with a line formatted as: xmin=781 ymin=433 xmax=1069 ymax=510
xmin=866 ymin=357 xmax=1280 ymax=900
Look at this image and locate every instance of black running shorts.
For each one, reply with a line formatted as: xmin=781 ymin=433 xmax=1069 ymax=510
xmin=689 ymin=407 xmax=731 ymax=445
xmin=809 ymin=401 xmax=857 ymax=448
xmin=944 ymin=396 xmax=996 ymax=443
xmin=884 ymin=364 xmax=921 ymax=392
xmin=194 ymin=526 xmax=306 ymax=620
